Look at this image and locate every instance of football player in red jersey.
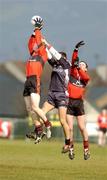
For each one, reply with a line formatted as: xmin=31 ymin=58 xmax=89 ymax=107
xmin=23 ymin=16 xmax=51 ymax=141
xmin=97 ymin=108 xmax=107 ymax=147
xmin=67 ymin=41 xmax=90 ymax=160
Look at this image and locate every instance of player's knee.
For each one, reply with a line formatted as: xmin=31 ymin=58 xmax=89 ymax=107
xmin=69 ymin=127 xmax=73 ymax=133
xmin=30 ymin=110 xmax=38 ymax=121
xmin=26 ymin=105 xmax=32 ymax=114
xmin=79 ymin=126 xmax=86 ymax=133
xmin=60 ymin=119 xmax=66 ymax=126
xmin=32 ymin=104 xmax=38 ymax=112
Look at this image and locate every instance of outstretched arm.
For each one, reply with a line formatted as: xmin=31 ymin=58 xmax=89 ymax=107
xmin=42 ymin=39 xmax=61 ymax=60
xmin=71 ymin=41 xmax=85 ymax=67
xmin=31 ymin=29 xmax=47 ymax=57
xmin=46 ymin=47 xmax=57 ymax=67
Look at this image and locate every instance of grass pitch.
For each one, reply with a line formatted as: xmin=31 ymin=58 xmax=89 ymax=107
xmin=0 ymin=139 xmax=107 ymax=180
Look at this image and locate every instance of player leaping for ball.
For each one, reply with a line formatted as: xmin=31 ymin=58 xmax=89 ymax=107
xmin=32 ymin=38 xmax=72 ymax=151
xmin=23 ymin=15 xmax=51 ymax=140
xmin=67 ymin=41 xmax=90 ymax=160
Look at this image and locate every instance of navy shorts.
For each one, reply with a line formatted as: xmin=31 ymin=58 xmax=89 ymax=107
xmin=67 ymin=98 xmax=85 ymax=116
xmin=47 ymin=91 xmax=68 ymax=108
xmin=23 ymin=75 xmax=40 ymax=96
xmin=99 ymin=127 xmax=107 ymax=134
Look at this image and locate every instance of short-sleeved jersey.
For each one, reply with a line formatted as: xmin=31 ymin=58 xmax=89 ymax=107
xmin=98 ymin=114 xmax=107 ymax=128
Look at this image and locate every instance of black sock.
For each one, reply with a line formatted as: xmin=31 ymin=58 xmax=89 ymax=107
xmin=65 ymin=139 xmax=70 ymax=145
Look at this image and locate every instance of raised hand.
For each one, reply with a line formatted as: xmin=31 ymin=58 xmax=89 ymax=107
xmin=75 ymin=41 xmax=85 ymax=49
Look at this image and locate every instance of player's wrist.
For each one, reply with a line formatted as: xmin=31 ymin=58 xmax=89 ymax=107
xmin=47 ymin=44 xmax=52 ymax=49
xmin=74 ymin=48 xmax=78 ymax=51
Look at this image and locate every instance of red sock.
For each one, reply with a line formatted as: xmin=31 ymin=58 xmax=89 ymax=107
xmin=35 ymin=125 xmax=43 ymax=135
xmin=83 ymin=140 xmax=89 ymax=150
xmin=44 ymin=120 xmax=51 ymax=128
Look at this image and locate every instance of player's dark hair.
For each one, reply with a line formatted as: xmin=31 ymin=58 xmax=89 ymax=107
xmin=59 ymin=51 xmax=67 ymax=59
xmin=101 ymin=106 xmax=107 ymax=111
xmin=80 ymin=61 xmax=88 ymax=69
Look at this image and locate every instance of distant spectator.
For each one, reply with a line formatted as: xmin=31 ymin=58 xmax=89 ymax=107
xmin=97 ymin=108 xmax=107 ymax=147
